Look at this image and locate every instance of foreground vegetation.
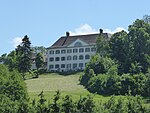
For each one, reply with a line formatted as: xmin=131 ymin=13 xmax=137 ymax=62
xmin=1 ymin=66 xmax=149 ymax=112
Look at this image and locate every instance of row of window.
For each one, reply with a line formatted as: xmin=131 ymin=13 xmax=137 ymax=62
xmin=49 ymin=63 xmax=85 ymax=69
xmin=49 ymin=55 xmax=90 ymax=62
xmin=49 ymin=47 xmax=96 ymax=54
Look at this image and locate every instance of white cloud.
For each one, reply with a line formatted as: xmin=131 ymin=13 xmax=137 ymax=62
xmin=12 ymin=37 xmax=22 ymax=48
xmin=103 ymin=27 xmax=127 ymax=34
xmin=70 ymin=24 xmax=98 ymax=36
xmin=69 ymin=24 xmax=127 ymax=36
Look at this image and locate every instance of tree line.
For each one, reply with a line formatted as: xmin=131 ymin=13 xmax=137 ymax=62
xmin=80 ymin=18 xmax=150 ymax=96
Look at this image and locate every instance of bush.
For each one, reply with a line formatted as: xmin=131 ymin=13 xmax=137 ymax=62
xmin=145 ymin=71 xmax=150 ymax=97
xmin=28 ymin=91 xmax=149 ymax=113
xmin=0 ymin=64 xmax=29 ymax=112
xmin=87 ymin=74 xmax=107 ymax=94
xmin=80 ymin=55 xmax=148 ymax=96
xmin=76 ymin=95 xmax=95 ymax=113
xmin=80 ymin=69 xmax=95 ymax=86
xmin=62 ymin=95 xmax=75 ymax=113
xmin=85 ymin=54 xmax=115 ymax=75
xmin=102 ymin=95 xmax=148 ymax=113
xmin=87 ymin=73 xmax=121 ymax=95
xmin=120 ymin=73 xmax=147 ymax=95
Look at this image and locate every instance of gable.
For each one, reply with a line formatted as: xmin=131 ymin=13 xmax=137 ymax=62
xmin=68 ymin=39 xmax=88 ymax=47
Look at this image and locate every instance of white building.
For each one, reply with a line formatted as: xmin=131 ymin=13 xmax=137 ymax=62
xmin=47 ymin=29 xmax=111 ymax=72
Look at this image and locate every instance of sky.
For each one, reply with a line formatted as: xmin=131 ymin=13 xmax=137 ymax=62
xmin=0 ymin=0 xmax=150 ymax=55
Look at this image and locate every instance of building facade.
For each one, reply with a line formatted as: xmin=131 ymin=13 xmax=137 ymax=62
xmin=47 ymin=30 xmax=111 ymax=72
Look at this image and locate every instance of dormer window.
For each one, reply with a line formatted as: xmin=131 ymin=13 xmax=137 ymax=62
xmin=74 ymin=42 xmax=82 ymax=47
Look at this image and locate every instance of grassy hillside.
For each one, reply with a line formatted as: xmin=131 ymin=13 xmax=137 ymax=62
xmin=25 ymin=72 xmax=150 ymax=109
xmin=25 ymin=72 xmax=109 ymax=101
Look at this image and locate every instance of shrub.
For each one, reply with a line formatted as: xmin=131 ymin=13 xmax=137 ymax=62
xmin=85 ymin=54 xmax=115 ymax=75
xmin=0 ymin=64 xmax=29 ymax=112
xmin=62 ymin=95 xmax=75 ymax=113
xmin=80 ymin=69 xmax=95 ymax=86
xmin=77 ymin=95 xmax=95 ymax=113
xmin=120 ymin=73 xmax=147 ymax=95
xmin=87 ymin=74 xmax=121 ymax=95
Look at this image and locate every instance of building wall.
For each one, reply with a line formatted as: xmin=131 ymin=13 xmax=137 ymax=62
xmin=47 ymin=45 xmax=96 ymax=72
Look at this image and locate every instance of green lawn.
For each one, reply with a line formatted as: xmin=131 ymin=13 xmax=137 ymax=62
xmin=25 ymin=72 xmax=110 ymax=102
xmin=25 ymin=72 xmax=150 ymax=108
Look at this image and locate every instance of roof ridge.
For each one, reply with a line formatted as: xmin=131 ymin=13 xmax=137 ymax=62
xmin=61 ymin=33 xmax=100 ymax=37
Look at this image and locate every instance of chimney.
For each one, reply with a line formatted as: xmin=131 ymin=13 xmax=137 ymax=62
xmin=99 ymin=29 xmax=103 ymax=34
xmin=66 ymin=32 xmax=70 ymax=37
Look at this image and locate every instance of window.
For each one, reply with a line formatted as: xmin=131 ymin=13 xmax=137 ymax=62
xmin=73 ymin=63 xmax=77 ymax=68
xmin=55 ymin=64 xmax=59 ymax=68
xmin=67 ymin=64 xmax=71 ymax=69
xmin=85 ymin=55 xmax=90 ymax=59
xmin=67 ymin=49 xmax=72 ymax=53
xmin=79 ymin=48 xmax=84 ymax=53
xmin=49 ymin=57 xmax=54 ymax=61
xmin=67 ymin=56 xmax=71 ymax=60
xmin=55 ymin=57 xmax=60 ymax=61
xmin=85 ymin=48 xmax=90 ymax=52
xmin=61 ymin=64 xmax=65 ymax=68
xmin=49 ymin=50 xmax=54 ymax=54
xmin=79 ymin=55 xmax=83 ymax=60
xmin=91 ymin=47 xmax=96 ymax=52
xmin=49 ymin=65 xmax=54 ymax=69
xmin=55 ymin=50 xmax=60 ymax=54
xmin=61 ymin=57 xmax=65 ymax=61
xmin=73 ymin=55 xmax=77 ymax=60
xmin=61 ymin=50 xmax=66 ymax=54
xmin=73 ymin=49 xmax=78 ymax=53
xmin=79 ymin=63 xmax=83 ymax=68
xmin=74 ymin=42 xmax=82 ymax=47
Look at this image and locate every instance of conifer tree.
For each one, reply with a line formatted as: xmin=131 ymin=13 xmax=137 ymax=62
xmin=16 ymin=35 xmax=32 ymax=79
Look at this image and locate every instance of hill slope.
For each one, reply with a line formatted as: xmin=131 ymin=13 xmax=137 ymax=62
xmin=25 ymin=73 xmax=93 ymax=100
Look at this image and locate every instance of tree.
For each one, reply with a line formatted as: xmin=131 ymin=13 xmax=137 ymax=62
xmin=77 ymin=95 xmax=95 ymax=113
xmin=85 ymin=54 xmax=115 ymax=75
xmin=16 ymin=35 xmax=32 ymax=79
xmin=32 ymin=46 xmax=46 ymax=54
xmin=143 ymin=15 xmax=150 ymax=24
xmin=36 ymin=91 xmax=48 ymax=113
xmin=0 ymin=51 xmax=19 ymax=71
xmin=128 ymin=19 xmax=150 ymax=73
xmin=0 ymin=64 xmax=29 ymax=112
xmin=50 ymin=90 xmax=61 ymax=113
xmin=96 ymin=33 xmax=110 ymax=57
xmin=35 ymin=52 xmax=44 ymax=70
xmin=145 ymin=69 xmax=150 ymax=98
xmin=109 ymin=19 xmax=150 ymax=74
xmin=0 ymin=53 xmax=7 ymax=64
xmin=62 ymin=95 xmax=75 ymax=113
xmin=109 ymin=30 xmax=130 ymax=74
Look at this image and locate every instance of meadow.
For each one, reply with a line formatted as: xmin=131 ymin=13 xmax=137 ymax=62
xmin=25 ymin=72 xmax=150 ymax=110
xmin=25 ymin=72 xmax=111 ymax=102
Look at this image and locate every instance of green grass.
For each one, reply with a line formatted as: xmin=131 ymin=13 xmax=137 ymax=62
xmin=25 ymin=72 xmax=150 ymax=108
xmin=25 ymin=72 xmax=110 ymax=102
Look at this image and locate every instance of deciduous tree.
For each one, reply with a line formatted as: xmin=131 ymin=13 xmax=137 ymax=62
xmin=35 ymin=52 xmax=44 ymax=71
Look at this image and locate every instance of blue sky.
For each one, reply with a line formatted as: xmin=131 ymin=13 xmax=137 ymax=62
xmin=0 ymin=0 xmax=150 ymax=55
